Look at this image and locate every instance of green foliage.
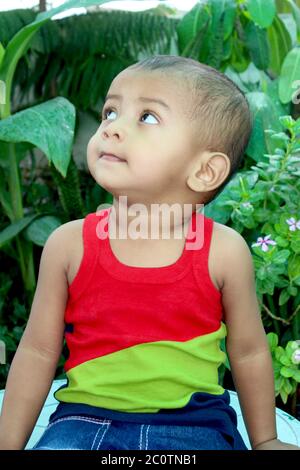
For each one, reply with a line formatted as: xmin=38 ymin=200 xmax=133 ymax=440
xmin=0 ymin=97 xmax=75 ymax=177
xmin=49 ymin=155 xmax=87 ymax=220
xmin=267 ymin=332 xmax=300 ymax=403
xmin=267 ymin=15 xmax=292 ymax=75
xmin=2 ymin=10 xmax=179 ymax=113
xmin=206 ymin=115 xmax=300 ymax=352
xmin=24 ymin=216 xmax=62 ymax=247
xmin=278 ymin=47 xmax=300 ymax=103
xmin=0 ymin=0 xmax=300 ymax=409
xmin=0 ymin=2 xmax=118 ymax=299
xmin=246 ymin=0 xmax=276 ymax=28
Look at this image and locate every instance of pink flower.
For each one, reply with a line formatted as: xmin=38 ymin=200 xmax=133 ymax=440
xmin=286 ymin=217 xmax=300 ymax=231
xmin=252 ymin=235 xmax=277 ymax=252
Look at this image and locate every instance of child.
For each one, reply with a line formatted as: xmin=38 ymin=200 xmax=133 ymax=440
xmin=0 ymin=55 xmax=298 ymax=451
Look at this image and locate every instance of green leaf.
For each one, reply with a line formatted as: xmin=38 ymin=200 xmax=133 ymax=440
xmin=275 ymin=236 xmax=289 ymax=247
xmin=263 ymin=76 xmax=285 ymax=109
xmin=0 ymin=214 xmax=39 ymax=249
xmin=273 ymin=249 xmax=290 ymax=264
xmin=279 ymin=389 xmax=288 ymax=403
xmin=281 ymin=366 xmax=296 ymax=378
xmin=246 ymin=0 xmax=276 ymax=28
xmin=279 ymin=288 xmax=290 ymax=305
xmin=287 ymin=340 xmax=299 ymax=354
xmin=287 ymin=284 xmax=298 ymax=296
xmin=0 ymin=42 xmax=5 ymax=69
xmin=286 ymin=0 xmax=300 ymax=37
xmin=24 ymin=216 xmax=61 ymax=247
xmin=267 ymin=15 xmax=292 ymax=75
xmin=0 ymin=141 xmax=34 ymax=168
xmin=176 ymin=2 xmax=211 ymax=56
xmin=246 ymin=92 xmax=283 ymax=160
xmin=294 ymin=275 xmax=300 ymax=286
xmin=0 ymin=0 xmax=119 ymax=118
xmin=222 ymin=0 xmax=237 ymax=40
xmin=288 ymin=254 xmax=300 ymax=281
xmin=275 ymin=346 xmax=285 ymax=362
xmin=244 ymin=21 xmax=270 ymax=70
xmin=293 ymin=370 xmax=300 ymax=381
xmin=278 ymin=47 xmax=300 ymax=104
xmin=279 ymin=353 xmax=292 ymax=366
xmin=275 ymin=376 xmax=284 ymax=390
xmin=283 ymin=378 xmax=294 ymax=394
xmin=267 ymin=332 xmax=278 ymax=351
xmin=271 ymin=131 xmax=289 ymax=143
xmin=0 ymin=97 xmax=75 ymax=177
xmin=231 ymin=35 xmax=250 ymax=73
xmin=279 ymin=115 xmax=296 ymax=129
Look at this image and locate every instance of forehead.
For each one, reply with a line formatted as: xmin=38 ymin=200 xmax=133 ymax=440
xmin=106 ymin=68 xmax=189 ymax=114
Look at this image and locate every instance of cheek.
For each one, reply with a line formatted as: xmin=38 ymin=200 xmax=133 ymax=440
xmin=87 ymin=136 xmax=98 ymax=164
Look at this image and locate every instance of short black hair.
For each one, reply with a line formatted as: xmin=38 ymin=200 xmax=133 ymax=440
xmin=128 ymin=55 xmax=253 ymax=204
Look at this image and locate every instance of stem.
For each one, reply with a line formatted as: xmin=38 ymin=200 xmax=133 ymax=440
xmin=290 ymin=387 xmax=297 ymax=418
xmin=7 ymin=142 xmax=36 ymax=295
xmin=24 ymin=239 xmax=36 ymax=299
xmin=279 ymin=301 xmax=288 ymax=320
xmin=1 ymin=55 xmax=36 ymax=298
xmin=15 ymin=236 xmax=26 ymax=280
xmin=266 ymin=294 xmax=280 ymax=335
xmin=263 ymin=140 xmax=293 ymax=210
xmin=292 ymin=307 xmax=299 ymax=340
xmin=266 ymin=293 xmax=276 ymax=313
xmin=0 ymin=91 xmax=11 ymax=120
xmin=8 ymin=143 xmax=23 ymax=220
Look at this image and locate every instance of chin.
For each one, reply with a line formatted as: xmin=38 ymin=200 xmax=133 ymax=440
xmin=91 ymin=173 xmax=120 ymax=195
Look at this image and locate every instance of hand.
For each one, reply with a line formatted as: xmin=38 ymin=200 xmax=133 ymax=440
xmin=254 ymin=438 xmax=300 ymax=450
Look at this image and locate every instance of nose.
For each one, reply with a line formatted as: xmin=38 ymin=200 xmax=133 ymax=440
xmin=101 ymin=120 xmax=125 ymax=140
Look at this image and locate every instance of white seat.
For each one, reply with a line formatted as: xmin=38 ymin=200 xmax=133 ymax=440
xmin=1 ymin=379 xmax=299 ymax=449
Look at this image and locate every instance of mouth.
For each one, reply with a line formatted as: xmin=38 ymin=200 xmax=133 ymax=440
xmin=99 ymin=152 xmax=127 ymax=162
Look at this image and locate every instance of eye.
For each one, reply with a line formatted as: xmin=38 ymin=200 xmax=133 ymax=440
xmin=140 ymin=112 xmax=159 ymax=124
xmin=102 ymin=107 xmax=116 ymax=121
xmin=101 ymin=107 xmax=159 ymax=124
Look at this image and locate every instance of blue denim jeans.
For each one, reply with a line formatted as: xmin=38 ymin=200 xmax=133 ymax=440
xmin=31 ymin=415 xmax=240 ymax=450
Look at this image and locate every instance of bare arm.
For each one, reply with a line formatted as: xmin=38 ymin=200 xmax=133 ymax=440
xmin=220 ymin=228 xmax=299 ymax=450
xmin=0 ymin=224 xmax=71 ymax=450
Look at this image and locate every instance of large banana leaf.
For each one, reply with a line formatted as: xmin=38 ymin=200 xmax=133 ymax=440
xmin=0 ymin=97 xmax=75 ymax=177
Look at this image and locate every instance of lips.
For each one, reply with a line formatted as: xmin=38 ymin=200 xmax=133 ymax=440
xmin=99 ymin=152 xmax=126 ymax=162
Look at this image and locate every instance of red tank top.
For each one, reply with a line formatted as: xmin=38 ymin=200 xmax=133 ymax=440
xmin=55 ymin=207 xmax=227 ymax=416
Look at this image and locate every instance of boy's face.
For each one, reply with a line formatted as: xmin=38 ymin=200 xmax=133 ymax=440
xmin=87 ymin=68 xmax=201 ymax=205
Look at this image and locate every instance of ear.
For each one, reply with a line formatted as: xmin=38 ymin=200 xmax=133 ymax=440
xmin=186 ymin=151 xmax=231 ymax=193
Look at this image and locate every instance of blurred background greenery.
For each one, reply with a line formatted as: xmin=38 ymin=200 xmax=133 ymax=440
xmin=0 ymin=0 xmax=299 ymax=417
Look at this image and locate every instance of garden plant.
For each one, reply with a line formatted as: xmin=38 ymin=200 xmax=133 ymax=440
xmin=0 ymin=0 xmax=299 ymax=417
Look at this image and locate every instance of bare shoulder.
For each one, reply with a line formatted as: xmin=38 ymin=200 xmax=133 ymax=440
xmin=210 ymin=221 xmax=253 ymax=291
xmin=213 ymin=221 xmax=248 ymax=244
xmin=44 ymin=219 xmax=84 ymax=284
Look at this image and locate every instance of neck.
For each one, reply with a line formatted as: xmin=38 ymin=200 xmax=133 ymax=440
xmin=106 ymin=197 xmax=202 ymax=240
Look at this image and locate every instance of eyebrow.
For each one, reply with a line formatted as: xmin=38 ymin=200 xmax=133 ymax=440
xmin=104 ymin=94 xmax=170 ymax=111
